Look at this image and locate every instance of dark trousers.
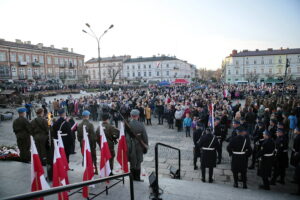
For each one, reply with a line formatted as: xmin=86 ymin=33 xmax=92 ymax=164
xmin=146 ymin=119 xmax=152 ymax=125
xmin=201 ymin=166 xmax=213 ymax=181
xmin=185 ymin=127 xmax=191 ymax=137
xmin=168 ymin=123 xmax=174 ymax=129
xmin=114 ymin=120 xmax=118 ymax=128
xmin=250 ymin=146 xmax=258 ymax=167
xmin=176 ymin=119 xmax=182 ymax=132
xmin=217 ymin=139 xmax=223 ymax=162
xmin=262 ymin=175 xmax=270 ymax=189
xmin=158 ymin=114 xmax=163 ymax=124
xmin=233 ymin=171 xmax=247 ymax=184
xmin=272 ymin=163 xmax=286 ymax=182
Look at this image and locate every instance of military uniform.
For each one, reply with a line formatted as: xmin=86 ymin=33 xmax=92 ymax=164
xmin=249 ymin=125 xmax=265 ymax=169
xmin=257 ymin=137 xmax=275 ymax=190
xmin=126 ymin=119 xmax=148 ymax=180
xmin=78 ymin=119 xmax=97 ymax=168
xmin=193 ymin=124 xmax=204 ymax=169
xmin=227 ymin=134 xmax=252 ymax=188
xmin=13 ymin=116 xmax=32 ymax=162
xmin=198 ymin=130 xmax=220 ymax=182
xmin=214 ymin=123 xmax=226 ymax=163
xmin=96 ymin=121 xmax=119 ymax=170
xmin=31 ymin=116 xmax=49 ymax=164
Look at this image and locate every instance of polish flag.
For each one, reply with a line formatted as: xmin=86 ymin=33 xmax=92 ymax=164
xmin=52 ymin=140 xmax=69 ymax=200
xmin=57 ymin=131 xmax=70 ymax=183
xmin=82 ymin=125 xmax=94 ymax=198
xmin=71 ymin=122 xmax=78 ymax=132
xmin=99 ymin=122 xmax=112 ymax=178
xmin=208 ymin=103 xmax=214 ymax=132
xmin=30 ymin=136 xmax=50 ymax=199
xmin=117 ymin=122 xmax=129 ymax=173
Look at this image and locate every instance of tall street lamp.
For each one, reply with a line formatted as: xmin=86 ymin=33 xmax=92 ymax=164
xmin=82 ymin=23 xmax=114 ymax=88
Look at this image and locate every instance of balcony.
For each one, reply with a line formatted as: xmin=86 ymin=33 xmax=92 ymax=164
xmin=19 ymin=61 xmax=28 ymax=66
xmin=32 ymin=62 xmax=41 ymax=67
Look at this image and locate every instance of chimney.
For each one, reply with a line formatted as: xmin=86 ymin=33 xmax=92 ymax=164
xmin=50 ymin=45 xmax=54 ymax=48
xmin=267 ymin=48 xmax=273 ymax=51
xmin=255 ymin=49 xmax=259 ymax=51
xmin=62 ymin=47 xmax=68 ymax=51
xmin=232 ymin=49 xmax=238 ymax=56
xmin=37 ymin=43 xmax=43 ymax=49
xmin=71 ymin=48 xmax=73 ymax=53
xmin=15 ymin=39 xmax=22 ymax=44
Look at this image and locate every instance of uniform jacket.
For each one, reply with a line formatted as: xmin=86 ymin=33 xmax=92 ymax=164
xmin=198 ymin=133 xmax=220 ymax=168
xmin=77 ymin=119 xmax=96 ymax=149
xmin=96 ymin=121 xmax=119 ymax=157
xmin=13 ymin=116 xmax=32 ymax=137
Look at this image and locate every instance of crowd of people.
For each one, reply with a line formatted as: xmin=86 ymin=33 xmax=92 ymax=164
xmin=11 ymin=83 xmax=300 ymax=195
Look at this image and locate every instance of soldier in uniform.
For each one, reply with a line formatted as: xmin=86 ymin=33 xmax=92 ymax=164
xmin=291 ymin=127 xmax=300 ymax=195
xmin=52 ymin=108 xmax=73 ymax=162
xmin=226 ymin=120 xmax=240 ymax=142
xmin=270 ymin=128 xmax=289 ymax=185
xmin=126 ymin=109 xmax=148 ymax=181
xmin=13 ymin=107 xmax=32 ymax=163
xmin=227 ymin=127 xmax=252 ymax=188
xmin=31 ymin=108 xmax=49 ymax=165
xmin=214 ymin=117 xmax=226 ymax=164
xmin=257 ymin=130 xmax=276 ymax=190
xmin=249 ymin=121 xmax=265 ymax=169
xmin=77 ymin=110 xmax=98 ymax=174
xmin=96 ymin=113 xmax=119 ymax=174
xmin=193 ymin=122 xmax=205 ymax=170
xmin=198 ymin=128 xmax=220 ymax=183
xmin=268 ymin=119 xmax=277 ymax=140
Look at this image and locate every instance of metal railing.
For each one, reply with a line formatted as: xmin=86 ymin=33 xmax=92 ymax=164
xmin=153 ymin=142 xmax=181 ymax=199
xmin=2 ymin=173 xmax=134 ymax=200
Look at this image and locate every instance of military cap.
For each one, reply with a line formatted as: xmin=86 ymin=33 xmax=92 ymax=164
xmin=82 ymin=110 xmax=90 ymax=116
xmin=58 ymin=108 xmax=65 ymax=115
xmin=17 ymin=107 xmax=27 ymax=113
xmin=263 ymin=129 xmax=271 ymax=137
xmin=130 ymin=109 xmax=140 ymax=116
xmin=233 ymin=120 xmax=240 ymax=125
xmin=276 ymin=128 xmax=284 ymax=133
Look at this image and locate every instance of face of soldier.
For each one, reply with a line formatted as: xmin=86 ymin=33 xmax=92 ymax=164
xmin=263 ymin=134 xmax=269 ymax=139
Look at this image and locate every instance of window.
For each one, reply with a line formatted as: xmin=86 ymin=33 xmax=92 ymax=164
xmin=59 ymin=58 xmax=64 ymax=65
xmin=246 ymin=61 xmax=249 ymax=65
xmin=0 ymin=52 xmax=6 ymax=61
xmin=298 ymin=56 xmax=300 ymax=63
xmin=166 ymin=71 xmax=169 ymax=76
xmin=149 ymin=65 xmax=151 ymax=69
xmin=144 ymin=71 xmax=146 ymax=77
xmin=236 ymin=70 xmax=239 ymax=75
xmin=261 ymin=60 xmax=264 ymax=64
xmin=269 ymin=59 xmax=272 ymax=64
xmin=10 ymin=53 xmax=16 ymax=62
xmin=39 ymin=56 xmax=44 ymax=63
xmin=149 ymin=71 xmax=151 ymax=77
xmin=138 ymin=72 xmax=141 ymax=77
xmin=26 ymin=55 xmax=31 ymax=62
xmin=47 ymin=57 xmax=52 ymax=65
xmin=132 ymin=65 xmax=135 ymax=69
xmin=166 ymin=64 xmax=169 ymax=68
xmin=138 ymin=65 xmax=140 ymax=69
xmin=254 ymin=60 xmax=257 ymax=64
xmin=93 ymin=70 xmax=96 ymax=79
xmin=79 ymin=60 xmax=83 ymax=66
xmin=157 ymin=71 xmax=160 ymax=76
xmin=261 ymin=68 xmax=264 ymax=74
xmin=132 ymin=72 xmax=135 ymax=77
xmin=228 ymin=79 xmax=231 ymax=81
xmin=32 ymin=55 xmax=38 ymax=62
xmin=127 ymin=65 xmax=129 ymax=70
xmin=127 ymin=72 xmax=130 ymax=77
xmin=246 ymin=69 xmax=249 ymax=74
xmin=269 ymin=68 xmax=272 ymax=74
xmin=228 ymin=69 xmax=231 ymax=75
xmin=144 ymin=65 xmax=146 ymax=69
xmin=236 ymin=61 xmax=239 ymax=65
xmin=18 ymin=54 xmax=24 ymax=62
xmin=73 ymin=59 xmax=77 ymax=66
xmin=54 ymin=57 xmax=59 ymax=65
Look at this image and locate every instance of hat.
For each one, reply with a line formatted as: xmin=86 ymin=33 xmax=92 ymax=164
xmin=82 ymin=110 xmax=90 ymax=116
xmin=130 ymin=109 xmax=140 ymax=116
xmin=17 ymin=107 xmax=27 ymax=113
xmin=233 ymin=120 xmax=240 ymax=125
xmin=263 ymin=130 xmax=271 ymax=137
xmin=276 ymin=128 xmax=284 ymax=133
xmin=58 ymin=108 xmax=65 ymax=115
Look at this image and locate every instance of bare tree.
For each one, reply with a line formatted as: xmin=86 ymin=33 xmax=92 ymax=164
xmin=108 ymin=64 xmax=122 ymax=86
xmin=245 ymin=72 xmax=259 ymax=83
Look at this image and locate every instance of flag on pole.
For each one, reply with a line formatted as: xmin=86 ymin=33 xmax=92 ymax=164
xmin=82 ymin=125 xmax=94 ymax=198
xmin=117 ymin=122 xmax=128 ymax=173
xmin=53 ymin=139 xmax=69 ymax=200
xmin=208 ymin=103 xmax=215 ymax=132
xmin=30 ymin=136 xmax=49 ymax=200
xmin=57 ymin=131 xmax=70 ymax=183
xmin=71 ymin=122 xmax=78 ymax=132
xmin=99 ymin=122 xmax=112 ymax=178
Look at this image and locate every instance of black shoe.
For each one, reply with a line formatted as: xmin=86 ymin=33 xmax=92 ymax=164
xmin=234 ymin=183 xmax=238 ymax=188
xmin=202 ymin=178 xmax=206 ymax=182
xmin=217 ymin=160 xmax=221 ymax=165
xmin=209 ymin=179 xmax=213 ymax=183
xmin=277 ymin=180 xmax=285 ymax=185
xmin=243 ymin=183 xmax=247 ymax=189
xmin=194 ymin=166 xmax=198 ymax=170
xmin=270 ymin=179 xmax=276 ymax=185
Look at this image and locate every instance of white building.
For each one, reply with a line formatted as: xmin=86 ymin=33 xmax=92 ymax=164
xmin=123 ymin=55 xmax=196 ymax=84
xmin=222 ymin=48 xmax=300 ymax=84
xmin=85 ymin=55 xmax=130 ymax=84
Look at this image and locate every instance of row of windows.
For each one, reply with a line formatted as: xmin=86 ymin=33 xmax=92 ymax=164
xmin=228 ymin=67 xmax=300 ymax=75
xmin=126 ymin=64 xmax=171 ymax=70
xmin=235 ymin=56 xmax=300 ymax=66
xmin=0 ymin=52 xmax=83 ymax=66
xmin=126 ymin=71 xmax=173 ymax=77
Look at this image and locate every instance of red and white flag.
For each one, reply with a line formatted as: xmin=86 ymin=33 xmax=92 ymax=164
xmin=99 ymin=122 xmax=112 ymax=178
xmin=57 ymin=131 xmax=70 ymax=173
xmin=71 ymin=122 xmax=78 ymax=132
xmin=117 ymin=122 xmax=128 ymax=173
xmin=82 ymin=125 xmax=94 ymax=198
xmin=30 ymin=136 xmax=49 ymax=200
xmin=52 ymin=139 xmax=69 ymax=200
xmin=208 ymin=103 xmax=215 ymax=132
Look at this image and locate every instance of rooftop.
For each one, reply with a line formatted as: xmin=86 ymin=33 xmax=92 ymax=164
xmin=0 ymin=39 xmax=84 ymax=57
xmin=124 ymin=55 xmax=178 ymax=63
xmin=230 ymin=48 xmax=300 ymax=57
xmin=86 ymin=55 xmax=131 ymax=63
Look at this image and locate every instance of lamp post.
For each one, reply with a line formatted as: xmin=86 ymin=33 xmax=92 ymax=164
xmin=82 ymin=23 xmax=114 ymax=89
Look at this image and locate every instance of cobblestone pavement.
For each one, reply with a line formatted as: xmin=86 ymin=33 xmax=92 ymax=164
xmin=0 ymin=107 xmax=298 ymax=199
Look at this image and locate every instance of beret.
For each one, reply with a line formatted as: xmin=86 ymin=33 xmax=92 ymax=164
xmin=58 ymin=108 xmax=65 ymax=115
xmin=276 ymin=128 xmax=284 ymax=133
xmin=130 ymin=109 xmax=140 ymax=116
xmin=17 ymin=107 xmax=27 ymax=113
xmin=82 ymin=110 xmax=90 ymax=116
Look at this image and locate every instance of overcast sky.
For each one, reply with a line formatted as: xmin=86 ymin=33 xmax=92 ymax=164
xmin=1 ymin=0 xmax=300 ymax=70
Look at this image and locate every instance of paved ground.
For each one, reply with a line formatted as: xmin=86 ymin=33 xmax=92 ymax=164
xmin=0 ymin=104 xmax=299 ymax=199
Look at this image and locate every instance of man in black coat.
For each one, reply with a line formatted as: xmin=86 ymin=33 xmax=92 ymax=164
xmin=156 ymin=101 xmax=164 ymax=125
xmin=257 ymin=130 xmax=276 ymax=190
xmin=214 ymin=117 xmax=226 ymax=164
xmin=270 ymin=128 xmax=289 ymax=185
xmin=227 ymin=127 xmax=252 ymax=188
xmin=198 ymin=128 xmax=220 ymax=183
xmin=193 ymin=122 xmax=205 ymax=170
xmin=249 ymin=121 xmax=265 ymax=169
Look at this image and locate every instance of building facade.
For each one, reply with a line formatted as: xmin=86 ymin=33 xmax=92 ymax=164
xmin=85 ymin=55 xmax=130 ymax=84
xmin=222 ymin=48 xmax=300 ymax=84
xmin=123 ymin=55 xmax=196 ymax=84
xmin=0 ymin=39 xmax=84 ymax=83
